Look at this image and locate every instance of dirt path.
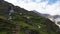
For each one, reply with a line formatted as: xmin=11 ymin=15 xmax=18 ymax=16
xmin=11 ymin=25 xmax=20 ymax=34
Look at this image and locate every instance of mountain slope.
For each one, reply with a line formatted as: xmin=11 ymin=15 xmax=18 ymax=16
xmin=0 ymin=0 xmax=60 ymax=34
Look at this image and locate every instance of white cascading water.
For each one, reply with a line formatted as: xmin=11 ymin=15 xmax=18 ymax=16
xmin=8 ymin=7 xmax=14 ymax=20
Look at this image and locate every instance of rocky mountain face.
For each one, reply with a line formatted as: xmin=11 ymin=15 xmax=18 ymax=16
xmin=0 ymin=0 xmax=60 ymax=34
xmin=32 ymin=10 xmax=60 ymax=28
xmin=42 ymin=14 xmax=60 ymax=28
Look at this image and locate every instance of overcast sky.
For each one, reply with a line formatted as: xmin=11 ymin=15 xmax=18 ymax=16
xmin=4 ymin=0 xmax=60 ymax=15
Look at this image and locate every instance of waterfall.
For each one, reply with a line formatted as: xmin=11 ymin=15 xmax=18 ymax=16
xmin=8 ymin=6 xmax=14 ymax=20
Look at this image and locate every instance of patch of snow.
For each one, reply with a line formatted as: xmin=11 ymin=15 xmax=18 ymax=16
xmin=54 ymin=18 xmax=60 ymax=28
xmin=19 ymin=13 xmax=22 ymax=15
xmin=37 ymin=25 xmax=41 ymax=28
xmin=48 ymin=17 xmax=60 ymax=28
xmin=26 ymin=17 xmax=30 ymax=19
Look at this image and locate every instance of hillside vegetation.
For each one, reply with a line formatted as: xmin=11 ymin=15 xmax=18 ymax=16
xmin=0 ymin=0 xmax=60 ymax=34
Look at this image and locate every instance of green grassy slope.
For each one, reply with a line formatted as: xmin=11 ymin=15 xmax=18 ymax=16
xmin=0 ymin=1 xmax=60 ymax=34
